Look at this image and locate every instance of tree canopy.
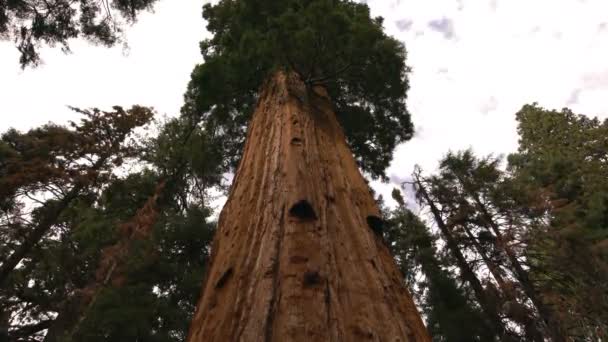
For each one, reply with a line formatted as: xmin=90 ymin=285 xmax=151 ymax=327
xmin=0 ymin=109 xmax=226 ymax=341
xmin=183 ymin=0 xmax=413 ymax=180
xmin=0 ymin=0 xmax=159 ymax=67
xmin=508 ymin=103 xmax=608 ymax=338
xmin=405 ymin=104 xmax=608 ymax=340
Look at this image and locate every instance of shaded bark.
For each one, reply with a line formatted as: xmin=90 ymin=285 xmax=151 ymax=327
xmin=187 ymin=72 xmax=430 ymax=341
xmin=414 ymin=176 xmax=506 ymax=338
xmin=0 ymin=310 xmax=9 ymax=342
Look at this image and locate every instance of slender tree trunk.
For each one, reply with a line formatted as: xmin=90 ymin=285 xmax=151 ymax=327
xmin=470 ymin=195 xmax=566 ymax=342
xmin=459 ymin=223 xmax=509 ymax=293
xmin=414 ymin=177 xmax=506 ymax=338
xmin=459 ymin=222 xmax=545 ymax=341
xmin=0 ymin=309 xmax=9 ymax=342
xmin=187 ymin=72 xmax=430 ymax=341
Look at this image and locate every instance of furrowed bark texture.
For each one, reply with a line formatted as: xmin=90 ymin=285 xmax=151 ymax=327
xmin=188 ymin=72 xmax=430 ymax=342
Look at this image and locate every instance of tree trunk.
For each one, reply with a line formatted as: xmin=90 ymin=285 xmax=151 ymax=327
xmin=414 ymin=176 xmax=506 ymax=338
xmin=459 ymin=223 xmax=509 ymax=293
xmin=187 ymin=72 xmax=430 ymax=342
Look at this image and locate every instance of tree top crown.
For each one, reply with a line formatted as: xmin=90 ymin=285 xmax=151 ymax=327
xmin=183 ymin=0 xmax=413 ymax=179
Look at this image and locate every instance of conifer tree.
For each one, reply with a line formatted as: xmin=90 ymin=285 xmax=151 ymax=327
xmin=0 ymin=112 xmax=224 ymax=341
xmin=508 ymin=104 xmax=608 ymax=339
xmin=428 ymin=151 xmax=558 ymax=340
xmin=415 ymin=124 xmax=607 ymax=341
xmin=413 ymin=170 xmax=508 ymax=340
xmin=183 ymin=1 xmax=429 ymax=340
xmin=385 ymin=189 xmax=494 ymax=341
xmin=0 ymin=106 xmax=153 ymax=285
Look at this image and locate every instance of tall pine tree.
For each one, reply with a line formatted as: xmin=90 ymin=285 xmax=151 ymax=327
xmin=385 ymin=189 xmax=493 ymax=341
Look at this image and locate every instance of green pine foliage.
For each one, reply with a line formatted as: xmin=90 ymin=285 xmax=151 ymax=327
xmin=69 ymin=175 xmax=216 ymax=341
xmin=0 ymin=0 xmax=159 ymax=66
xmin=384 ymin=189 xmax=493 ymax=341
xmin=0 ymin=109 xmax=224 ymax=341
xmin=406 ymin=105 xmax=607 ymax=340
xmin=183 ymin=0 xmax=413 ymax=180
xmin=508 ymin=104 xmax=608 ymax=338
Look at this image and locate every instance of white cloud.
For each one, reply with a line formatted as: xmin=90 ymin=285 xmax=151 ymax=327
xmin=480 ymin=96 xmax=499 ymax=115
xmin=395 ymin=19 xmax=413 ymax=32
xmin=365 ymin=0 xmax=608 ymax=207
xmin=427 ymin=17 xmax=456 ymax=39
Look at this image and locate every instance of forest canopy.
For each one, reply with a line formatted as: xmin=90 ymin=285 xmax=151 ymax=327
xmin=2 ymin=102 xmax=605 ymax=341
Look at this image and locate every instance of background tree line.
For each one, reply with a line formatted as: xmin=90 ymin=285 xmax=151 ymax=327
xmin=1 ymin=102 xmax=605 ymax=341
xmin=0 ymin=106 xmax=228 ymax=341
xmin=384 ymin=103 xmax=607 ymax=341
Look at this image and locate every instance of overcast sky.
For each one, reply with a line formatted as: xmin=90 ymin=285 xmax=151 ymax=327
xmin=1 ymin=0 xmax=607 ymax=208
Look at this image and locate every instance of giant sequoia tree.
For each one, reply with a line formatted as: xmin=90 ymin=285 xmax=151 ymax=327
xmin=183 ymin=0 xmax=429 ymax=340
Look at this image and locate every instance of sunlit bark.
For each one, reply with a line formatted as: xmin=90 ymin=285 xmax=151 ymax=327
xmin=188 ymin=72 xmax=430 ymax=341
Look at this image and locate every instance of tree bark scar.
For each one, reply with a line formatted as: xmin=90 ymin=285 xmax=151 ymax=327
xmin=290 ymin=137 xmax=303 ymax=146
xmin=324 ymin=279 xmax=332 ymax=326
xmin=215 ymin=267 xmax=234 ymax=289
xmin=289 ymin=200 xmax=318 ymax=221
xmin=264 ymin=205 xmax=286 ymax=342
xmin=366 ymin=215 xmax=384 ymax=237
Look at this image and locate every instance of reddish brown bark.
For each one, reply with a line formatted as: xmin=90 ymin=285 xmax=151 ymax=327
xmin=187 ymin=72 xmax=430 ymax=341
